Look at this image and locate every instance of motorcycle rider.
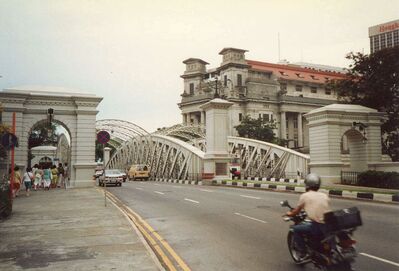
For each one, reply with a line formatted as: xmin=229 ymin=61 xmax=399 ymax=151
xmin=286 ymin=173 xmax=331 ymax=259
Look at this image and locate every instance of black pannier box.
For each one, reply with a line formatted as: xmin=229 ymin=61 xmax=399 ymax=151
xmin=324 ymin=207 xmax=362 ymax=231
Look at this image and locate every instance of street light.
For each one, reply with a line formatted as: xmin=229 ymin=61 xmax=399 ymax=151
xmin=352 ymin=122 xmax=368 ymax=143
xmin=212 ymin=76 xmax=220 ymax=98
xmin=47 ymin=108 xmax=54 ymax=138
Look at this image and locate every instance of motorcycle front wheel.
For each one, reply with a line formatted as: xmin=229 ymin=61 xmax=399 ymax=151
xmin=287 ymin=231 xmax=309 ymax=265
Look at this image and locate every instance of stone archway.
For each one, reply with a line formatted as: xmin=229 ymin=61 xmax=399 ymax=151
xmin=0 ymin=86 xmax=102 ymax=187
xmin=305 ymin=104 xmax=387 ymax=184
xmin=343 ymin=128 xmax=368 ymax=172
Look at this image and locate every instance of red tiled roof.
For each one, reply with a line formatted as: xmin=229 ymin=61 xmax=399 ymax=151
xmin=247 ymin=60 xmax=346 ymax=84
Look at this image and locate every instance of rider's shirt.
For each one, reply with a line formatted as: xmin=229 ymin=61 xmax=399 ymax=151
xmin=298 ymin=190 xmax=331 ymax=223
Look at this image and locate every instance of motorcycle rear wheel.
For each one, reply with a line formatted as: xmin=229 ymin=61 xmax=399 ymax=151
xmin=287 ymin=231 xmax=309 ymax=265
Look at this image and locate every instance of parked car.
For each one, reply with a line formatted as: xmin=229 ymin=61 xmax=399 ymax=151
xmin=98 ymin=169 xmax=123 ymax=187
xmin=94 ymin=169 xmax=103 ymax=179
xmin=116 ymin=169 xmax=127 ymax=182
xmin=128 ymin=164 xmax=150 ymax=181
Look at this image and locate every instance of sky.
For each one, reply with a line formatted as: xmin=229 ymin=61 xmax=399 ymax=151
xmin=0 ymin=0 xmax=398 ymax=133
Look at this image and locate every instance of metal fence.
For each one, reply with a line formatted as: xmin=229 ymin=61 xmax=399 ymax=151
xmin=341 ymin=171 xmax=360 ymax=185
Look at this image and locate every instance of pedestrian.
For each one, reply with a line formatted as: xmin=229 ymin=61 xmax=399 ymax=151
xmin=33 ymin=165 xmax=43 ymax=191
xmin=51 ymin=165 xmax=58 ymax=188
xmin=57 ymin=163 xmax=64 ymax=188
xmin=22 ymin=167 xmax=34 ymax=197
xmin=12 ymin=166 xmax=22 ymax=197
xmin=63 ymin=163 xmax=69 ymax=188
xmin=43 ymin=166 xmax=52 ymax=190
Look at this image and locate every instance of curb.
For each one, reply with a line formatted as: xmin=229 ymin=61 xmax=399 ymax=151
xmin=154 ymin=178 xmax=398 ymax=204
xmin=211 ymin=180 xmax=398 ymax=204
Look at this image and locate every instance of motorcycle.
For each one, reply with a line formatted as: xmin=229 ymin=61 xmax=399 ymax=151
xmin=281 ymin=200 xmax=361 ymax=271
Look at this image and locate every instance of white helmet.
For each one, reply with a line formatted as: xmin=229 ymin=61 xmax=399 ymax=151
xmin=304 ymin=173 xmax=321 ymax=191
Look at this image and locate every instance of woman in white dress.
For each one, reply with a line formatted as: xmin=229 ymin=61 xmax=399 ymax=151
xmin=33 ymin=164 xmax=42 ymax=190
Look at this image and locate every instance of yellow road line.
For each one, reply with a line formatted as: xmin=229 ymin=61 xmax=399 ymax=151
xmin=123 ymin=205 xmax=191 ymax=271
xmin=107 ymin=196 xmax=175 ymax=271
xmin=98 ymin=188 xmax=190 ymax=271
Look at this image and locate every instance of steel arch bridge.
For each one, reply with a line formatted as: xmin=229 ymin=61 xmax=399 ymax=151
xmin=96 ymin=120 xmax=309 ymax=180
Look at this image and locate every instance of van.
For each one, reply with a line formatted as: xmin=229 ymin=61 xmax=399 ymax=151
xmin=128 ymin=164 xmax=150 ymax=181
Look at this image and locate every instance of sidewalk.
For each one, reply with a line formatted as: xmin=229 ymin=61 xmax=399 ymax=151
xmin=0 ymin=187 xmax=162 ymax=270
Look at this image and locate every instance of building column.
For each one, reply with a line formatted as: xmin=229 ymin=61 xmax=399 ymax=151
xmin=297 ymin=113 xmax=303 ymax=147
xmin=182 ymin=113 xmax=187 ymax=125
xmin=280 ymin=111 xmax=287 ymax=139
xmin=201 ymin=111 xmax=206 ymax=126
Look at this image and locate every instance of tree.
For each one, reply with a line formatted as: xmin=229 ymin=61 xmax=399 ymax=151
xmin=234 ymin=116 xmax=286 ymax=146
xmin=329 ymin=47 xmax=399 ymax=161
xmin=28 ymin=122 xmax=59 ymax=149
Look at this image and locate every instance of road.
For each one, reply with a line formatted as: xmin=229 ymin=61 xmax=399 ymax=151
xmin=107 ymin=181 xmax=399 ymax=271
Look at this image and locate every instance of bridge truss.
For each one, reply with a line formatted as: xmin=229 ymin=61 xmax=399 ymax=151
xmin=96 ymin=120 xmax=309 ymax=180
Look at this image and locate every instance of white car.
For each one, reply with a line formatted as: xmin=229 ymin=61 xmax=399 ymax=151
xmin=99 ymin=169 xmax=123 ymax=187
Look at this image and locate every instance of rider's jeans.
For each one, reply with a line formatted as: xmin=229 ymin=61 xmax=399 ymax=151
xmin=292 ymin=221 xmax=325 ymax=253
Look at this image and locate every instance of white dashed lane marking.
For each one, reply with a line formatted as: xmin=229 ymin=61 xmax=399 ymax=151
xmin=234 ymin=212 xmax=268 ymax=224
xmin=199 ymin=189 xmax=214 ymax=192
xmin=184 ymin=198 xmax=200 ymax=204
xmin=360 ymin=253 xmax=399 ymax=267
xmin=154 ymin=191 xmax=165 ymax=195
xmin=240 ymin=194 xmax=261 ymax=200
xmin=135 ymin=187 xmax=143 ymax=190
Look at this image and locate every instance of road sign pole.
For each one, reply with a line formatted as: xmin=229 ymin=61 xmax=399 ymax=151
xmin=9 ymin=112 xmax=16 ymax=199
xmin=103 ymin=143 xmax=107 ymax=207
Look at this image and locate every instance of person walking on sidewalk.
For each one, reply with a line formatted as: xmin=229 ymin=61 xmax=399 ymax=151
xmin=12 ymin=166 xmax=22 ymax=197
xmin=63 ymin=163 xmax=69 ymax=188
xmin=33 ymin=165 xmax=43 ymax=191
xmin=57 ymin=163 xmax=64 ymax=188
xmin=43 ymin=166 xmax=52 ymax=190
xmin=51 ymin=165 xmax=58 ymax=188
xmin=22 ymin=167 xmax=34 ymax=197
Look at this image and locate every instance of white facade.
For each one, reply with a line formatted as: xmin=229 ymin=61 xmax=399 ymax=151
xmin=179 ymin=48 xmax=346 ymax=153
xmin=0 ymin=86 xmax=102 ymax=187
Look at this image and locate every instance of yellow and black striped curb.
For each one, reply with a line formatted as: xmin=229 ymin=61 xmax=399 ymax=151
xmin=152 ymin=177 xmax=398 ymax=204
xmin=211 ymin=180 xmax=399 ymax=204
xmin=97 ymin=188 xmax=191 ymax=271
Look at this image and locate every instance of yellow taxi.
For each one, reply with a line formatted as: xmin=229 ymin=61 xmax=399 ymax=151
xmin=128 ymin=164 xmax=150 ymax=181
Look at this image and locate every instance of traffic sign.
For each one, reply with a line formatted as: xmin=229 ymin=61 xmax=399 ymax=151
xmin=97 ymin=131 xmax=110 ymax=144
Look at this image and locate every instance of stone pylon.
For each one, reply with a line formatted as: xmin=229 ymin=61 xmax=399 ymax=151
xmin=200 ymin=98 xmax=234 ymax=183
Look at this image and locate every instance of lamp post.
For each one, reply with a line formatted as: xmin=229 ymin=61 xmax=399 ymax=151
xmin=47 ymin=108 xmax=54 ymax=138
xmin=213 ymin=76 xmax=220 ymax=98
xmin=352 ymin=122 xmax=368 ymax=143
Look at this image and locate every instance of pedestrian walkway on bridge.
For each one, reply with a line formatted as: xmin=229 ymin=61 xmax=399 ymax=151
xmin=0 ymin=187 xmax=162 ymax=270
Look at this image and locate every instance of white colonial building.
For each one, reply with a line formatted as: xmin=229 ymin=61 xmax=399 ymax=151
xmin=179 ymin=48 xmax=346 ymax=153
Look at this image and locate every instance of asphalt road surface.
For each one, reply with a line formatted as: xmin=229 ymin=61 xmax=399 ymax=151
xmin=107 ymin=181 xmax=399 ymax=271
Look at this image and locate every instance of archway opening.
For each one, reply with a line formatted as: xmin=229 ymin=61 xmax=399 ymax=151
xmin=28 ymin=119 xmax=71 ymax=171
xmin=343 ymin=128 xmax=368 ymax=172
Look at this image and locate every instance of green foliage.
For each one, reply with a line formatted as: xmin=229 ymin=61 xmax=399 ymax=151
xmin=234 ymin=115 xmax=286 ymax=146
xmin=329 ymin=47 xmax=399 ymax=161
xmin=0 ymin=124 xmax=10 ymax=159
xmin=357 ymin=170 xmax=399 ymax=189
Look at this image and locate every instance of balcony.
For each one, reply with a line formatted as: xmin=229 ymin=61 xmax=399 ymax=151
xmin=180 ymin=92 xmax=215 ymax=104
